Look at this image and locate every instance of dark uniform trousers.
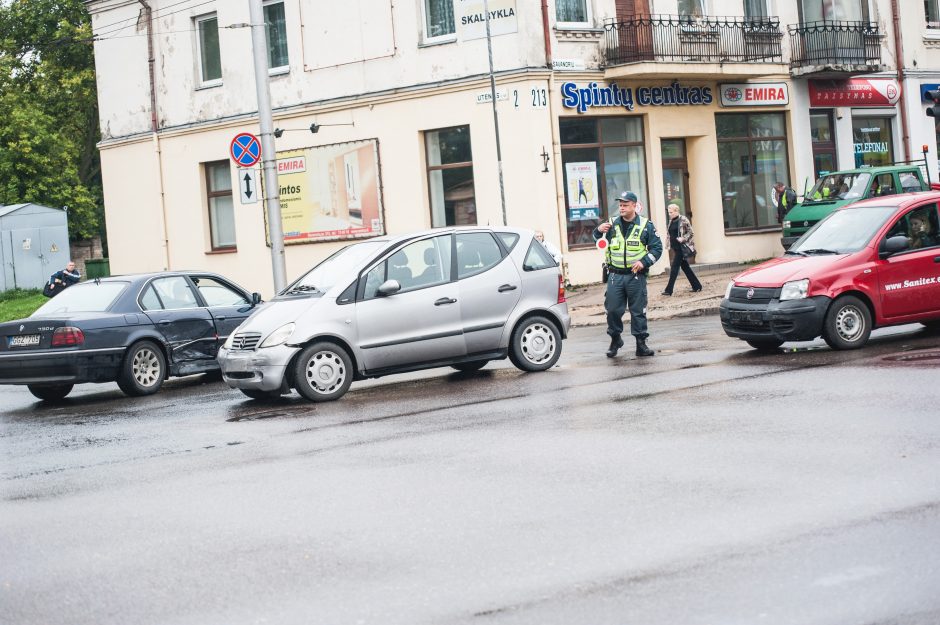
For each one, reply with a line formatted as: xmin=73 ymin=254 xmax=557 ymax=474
xmin=604 ymin=271 xmax=648 ymax=340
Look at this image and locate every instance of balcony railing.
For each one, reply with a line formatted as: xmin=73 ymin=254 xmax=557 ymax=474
xmin=788 ymin=21 xmax=882 ymax=70
xmin=604 ymin=15 xmax=783 ymax=66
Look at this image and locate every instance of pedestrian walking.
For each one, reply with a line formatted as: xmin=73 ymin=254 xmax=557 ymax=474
xmin=661 ymin=203 xmax=703 ymax=296
xmin=594 ymin=191 xmax=662 ymax=358
xmin=43 ymin=261 xmax=81 ymax=298
xmin=773 ymin=181 xmax=797 ymax=223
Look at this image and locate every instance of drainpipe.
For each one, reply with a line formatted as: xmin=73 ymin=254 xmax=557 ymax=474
xmin=138 ymin=0 xmax=171 ymax=270
xmin=542 ymin=0 xmax=568 ymax=280
xmin=891 ymin=0 xmax=910 ymax=159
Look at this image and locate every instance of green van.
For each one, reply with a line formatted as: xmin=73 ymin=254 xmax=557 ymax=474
xmin=781 ymin=165 xmax=932 ymax=249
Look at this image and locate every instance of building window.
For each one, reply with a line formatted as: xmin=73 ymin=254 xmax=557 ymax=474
xmin=206 ymin=161 xmax=235 ymax=250
xmin=852 ymin=117 xmax=894 ymax=167
xmin=799 ymin=0 xmax=869 ymax=22
xmin=424 ymin=0 xmax=455 ymax=39
xmin=426 ymin=126 xmax=476 ymax=227
xmin=559 ymin=117 xmax=648 ymax=249
xmin=744 ymin=0 xmax=768 ymax=19
xmin=929 ymin=0 xmax=940 ymax=28
xmin=196 ymin=14 xmax=222 ymax=84
xmin=556 ymin=0 xmax=589 ymax=24
xmin=264 ymin=1 xmax=289 ymax=70
xmin=717 ymin=113 xmax=790 ymax=232
xmin=679 ymin=0 xmax=706 ymax=18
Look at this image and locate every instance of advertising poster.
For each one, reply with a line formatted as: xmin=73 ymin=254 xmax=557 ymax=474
xmin=566 ymin=162 xmax=599 ymax=221
xmin=265 ymin=139 xmax=384 ymax=244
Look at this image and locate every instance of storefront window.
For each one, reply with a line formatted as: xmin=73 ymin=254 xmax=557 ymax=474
xmin=560 ymin=117 xmax=648 ymax=248
xmin=853 ymin=117 xmax=894 ymax=167
xmin=426 ymin=126 xmax=476 ymax=227
xmin=716 ymin=112 xmax=790 ymax=231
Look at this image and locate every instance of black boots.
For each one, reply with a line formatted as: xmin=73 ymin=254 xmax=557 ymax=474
xmin=635 ymin=338 xmax=654 ymax=357
xmin=606 ymin=336 xmax=624 ymax=358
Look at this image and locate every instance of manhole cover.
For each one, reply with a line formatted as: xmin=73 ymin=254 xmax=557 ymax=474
xmin=882 ymin=350 xmax=940 ymax=365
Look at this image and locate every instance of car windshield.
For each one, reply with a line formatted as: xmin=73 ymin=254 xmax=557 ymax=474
xmin=805 ymin=172 xmax=871 ymax=203
xmin=31 ymin=282 xmax=128 ymax=316
xmin=281 ymin=241 xmax=385 ymax=295
xmin=788 ymin=205 xmax=897 ymax=255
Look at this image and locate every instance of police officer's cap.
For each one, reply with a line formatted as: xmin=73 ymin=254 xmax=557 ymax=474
xmin=617 ymin=191 xmax=638 ymax=203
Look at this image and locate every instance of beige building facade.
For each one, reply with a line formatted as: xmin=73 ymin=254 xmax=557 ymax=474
xmin=86 ymin=0 xmax=935 ymax=295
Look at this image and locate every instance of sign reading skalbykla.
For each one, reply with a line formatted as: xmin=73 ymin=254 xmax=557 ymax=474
xmin=458 ymin=0 xmax=517 ymax=40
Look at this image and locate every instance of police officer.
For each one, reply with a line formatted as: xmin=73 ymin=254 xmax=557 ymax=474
xmin=594 ymin=191 xmax=663 ymax=358
xmin=773 ymin=181 xmax=797 ymax=223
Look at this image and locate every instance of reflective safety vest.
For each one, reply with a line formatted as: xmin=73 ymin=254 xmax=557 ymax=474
xmin=605 ymin=216 xmax=649 ymax=269
xmin=781 ymin=191 xmax=790 ymax=208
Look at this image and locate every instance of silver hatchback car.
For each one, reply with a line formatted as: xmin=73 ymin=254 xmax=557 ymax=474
xmin=218 ymin=227 xmax=570 ymax=401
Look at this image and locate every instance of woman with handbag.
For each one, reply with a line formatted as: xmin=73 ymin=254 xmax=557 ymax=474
xmin=662 ymin=203 xmax=703 ymax=296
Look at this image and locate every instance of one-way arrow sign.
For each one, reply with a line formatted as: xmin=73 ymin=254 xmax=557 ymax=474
xmin=239 ymin=168 xmax=259 ymax=204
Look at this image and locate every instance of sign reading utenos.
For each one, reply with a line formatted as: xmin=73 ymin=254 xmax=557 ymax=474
xmin=230 ymin=132 xmax=262 ymax=168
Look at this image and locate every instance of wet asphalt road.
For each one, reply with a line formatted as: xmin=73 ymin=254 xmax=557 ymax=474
xmin=3 ymin=316 xmax=940 ymax=625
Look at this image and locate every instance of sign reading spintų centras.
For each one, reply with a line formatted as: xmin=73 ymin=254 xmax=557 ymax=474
xmin=457 ymin=0 xmax=517 ymax=41
xmin=561 ymin=81 xmax=713 ymax=113
xmin=719 ymin=83 xmax=789 ymax=107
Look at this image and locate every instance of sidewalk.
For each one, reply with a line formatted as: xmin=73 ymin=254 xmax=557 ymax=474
xmin=566 ymin=263 xmax=749 ymax=328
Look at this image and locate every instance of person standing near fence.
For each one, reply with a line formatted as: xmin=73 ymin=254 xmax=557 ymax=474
xmin=661 ymin=204 xmax=702 ymax=296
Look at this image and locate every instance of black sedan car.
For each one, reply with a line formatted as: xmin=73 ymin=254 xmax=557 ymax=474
xmin=0 ymin=272 xmax=261 ymax=400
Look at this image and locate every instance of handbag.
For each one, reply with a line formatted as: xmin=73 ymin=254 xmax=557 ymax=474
xmin=680 ymin=243 xmax=694 ymax=260
xmin=42 ymin=281 xmax=56 ymax=297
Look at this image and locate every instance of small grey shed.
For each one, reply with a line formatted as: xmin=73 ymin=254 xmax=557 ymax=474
xmin=0 ymin=203 xmax=71 ymax=291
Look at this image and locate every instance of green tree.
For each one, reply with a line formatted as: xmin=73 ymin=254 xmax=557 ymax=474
xmin=0 ymin=0 xmax=103 ymax=241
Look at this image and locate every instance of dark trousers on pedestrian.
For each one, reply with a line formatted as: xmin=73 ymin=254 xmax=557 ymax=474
xmin=663 ymin=249 xmax=702 ymax=294
xmin=605 ymin=271 xmax=648 ymax=340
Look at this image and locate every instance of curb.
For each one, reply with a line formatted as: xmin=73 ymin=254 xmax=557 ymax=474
xmin=570 ymin=304 xmax=721 ymax=328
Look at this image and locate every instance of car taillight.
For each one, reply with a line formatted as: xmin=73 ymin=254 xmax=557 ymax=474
xmin=51 ymin=327 xmax=85 ymax=347
xmin=557 ymin=274 xmax=566 ymax=304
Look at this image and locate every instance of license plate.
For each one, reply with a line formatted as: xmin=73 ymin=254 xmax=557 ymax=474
xmin=9 ymin=334 xmax=41 ymax=347
xmin=730 ymin=311 xmax=763 ymax=325
xmin=225 ymin=355 xmax=249 ymax=372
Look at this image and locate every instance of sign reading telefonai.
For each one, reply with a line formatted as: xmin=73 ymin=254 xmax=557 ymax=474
xmin=719 ymin=83 xmax=789 ymax=107
xmin=264 ymin=139 xmax=385 ymax=245
xmin=458 ymin=0 xmax=517 ymax=41
xmin=561 ymin=81 xmax=713 ymax=113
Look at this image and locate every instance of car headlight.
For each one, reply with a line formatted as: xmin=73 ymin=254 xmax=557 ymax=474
xmin=724 ymin=280 xmax=735 ymax=299
xmin=260 ymin=323 xmax=295 ymax=348
xmin=780 ymin=278 xmax=809 ymax=301
xmin=222 ymin=333 xmax=235 ymax=350
xmin=782 ymin=220 xmax=791 ymax=230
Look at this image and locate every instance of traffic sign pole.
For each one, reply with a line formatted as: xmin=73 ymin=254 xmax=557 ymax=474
xmin=249 ymin=0 xmax=287 ymax=293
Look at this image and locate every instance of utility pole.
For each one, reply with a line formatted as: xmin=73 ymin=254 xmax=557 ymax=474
xmin=483 ymin=0 xmax=508 ymax=226
xmin=248 ymin=0 xmax=287 ymax=292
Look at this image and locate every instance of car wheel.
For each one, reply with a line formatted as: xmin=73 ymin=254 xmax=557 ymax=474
xmin=509 ymin=316 xmax=561 ymax=372
xmin=823 ymin=295 xmax=872 ymax=350
xmin=451 ymin=360 xmax=489 ymax=372
xmin=117 ymin=341 xmax=167 ymax=396
xmin=292 ymin=341 xmax=353 ymax=402
xmin=27 ymin=384 xmax=73 ymax=401
xmin=745 ymin=339 xmax=784 ymax=351
xmin=239 ymin=388 xmax=281 ymax=400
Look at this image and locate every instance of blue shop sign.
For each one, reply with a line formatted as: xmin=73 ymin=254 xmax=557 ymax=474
xmin=561 ymin=81 xmax=713 ymax=113
xmin=921 ymin=83 xmax=940 ymax=102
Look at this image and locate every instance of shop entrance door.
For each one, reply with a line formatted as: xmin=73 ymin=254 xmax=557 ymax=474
xmin=661 ymin=139 xmax=691 ymax=219
xmin=810 ymin=110 xmax=837 ymax=180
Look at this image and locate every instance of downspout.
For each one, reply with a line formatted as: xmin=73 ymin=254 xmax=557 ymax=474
xmin=138 ymin=0 xmax=171 ymax=270
xmin=542 ymin=0 xmax=568 ymax=280
xmin=891 ymin=0 xmax=910 ymax=159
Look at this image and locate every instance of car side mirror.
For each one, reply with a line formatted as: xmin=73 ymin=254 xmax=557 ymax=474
xmin=251 ymin=292 xmax=263 ymax=307
xmin=377 ymin=279 xmax=401 ymax=297
xmin=880 ymin=235 xmax=910 ymax=259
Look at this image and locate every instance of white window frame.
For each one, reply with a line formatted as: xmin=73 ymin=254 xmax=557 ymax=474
xmin=195 ymin=13 xmax=222 ymax=87
xmin=555 ymin=0 xmax=593 ymax=29
xmin=927 ymin=0 xmax=940 ymax=30
xmin=421 ymin=0 xmax=457 ymax=45
xmin=263 ymin=0 xmax=290 ymax=74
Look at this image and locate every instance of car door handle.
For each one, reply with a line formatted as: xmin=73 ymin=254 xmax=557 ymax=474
xmin=158 ymin=320 xmax=171 ymax=326
xmin=498 ymin=284 xmax=518 ymax=293
xmin=215 ymin=315 xmax=226 ymax=321
xmin=434 ymin=297 xmax=458 ymax=306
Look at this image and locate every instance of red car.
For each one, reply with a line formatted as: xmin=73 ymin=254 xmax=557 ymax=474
xmin=721 ymin=191 xmax=940 ymax=350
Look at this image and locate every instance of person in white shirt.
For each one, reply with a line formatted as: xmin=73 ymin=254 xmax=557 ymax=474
xmin=534 ymin=230 xmax=563 ymax=265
